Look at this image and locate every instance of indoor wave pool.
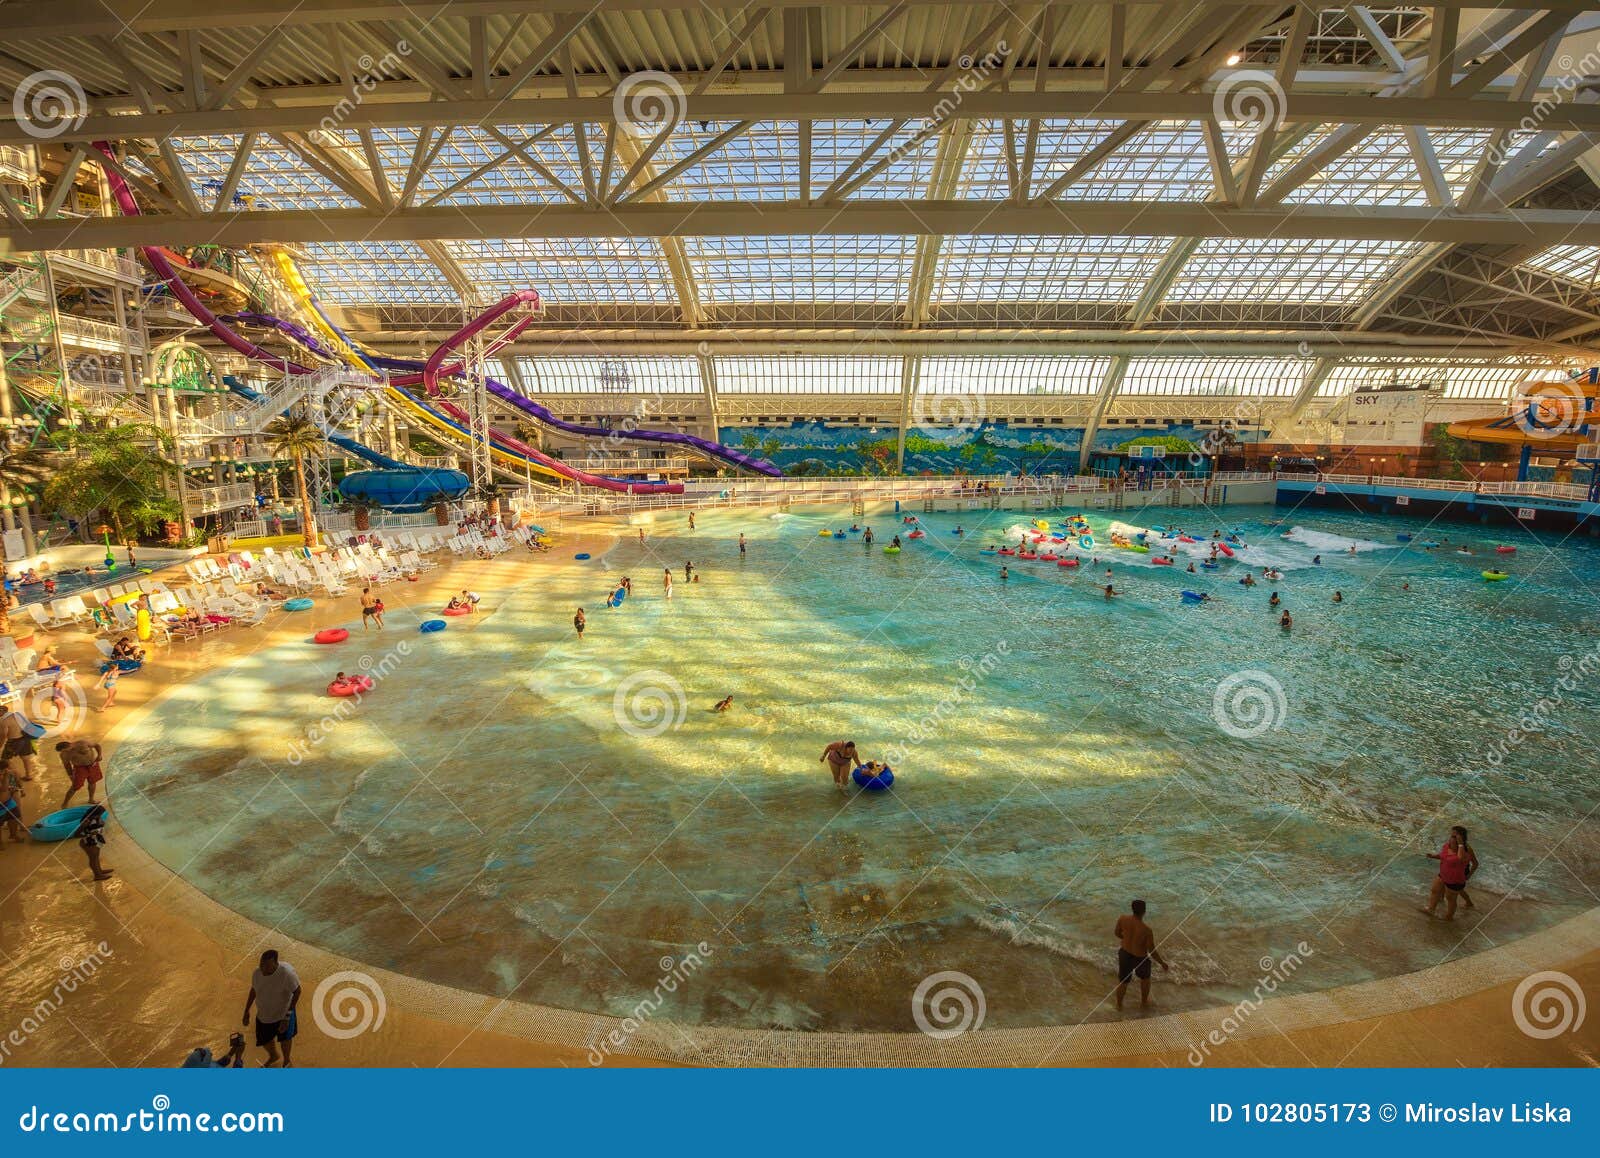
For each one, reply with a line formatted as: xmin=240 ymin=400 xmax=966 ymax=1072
xmin=110 ymin=502 xmax=1600 ymax=1032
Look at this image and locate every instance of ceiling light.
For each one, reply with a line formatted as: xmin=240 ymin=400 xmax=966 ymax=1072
xmin=1226 ymin=53 xmax=1242 ymax=66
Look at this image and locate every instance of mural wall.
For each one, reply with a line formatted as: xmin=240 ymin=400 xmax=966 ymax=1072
xmin=720 ymin=421 xmax=1259 ymax=476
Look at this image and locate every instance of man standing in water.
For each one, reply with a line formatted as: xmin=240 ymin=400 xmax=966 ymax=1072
xmin=820 ymin=740 xmax=863 ymax=793
xmin=738 ymin=533 xmax=747 ymax=556
xmin=1113 ymin=899 xmax=1169 ymax=1011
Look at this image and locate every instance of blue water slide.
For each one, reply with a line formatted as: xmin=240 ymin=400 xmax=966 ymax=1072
xmin=223 ymin=375 xmax=469 ymax=511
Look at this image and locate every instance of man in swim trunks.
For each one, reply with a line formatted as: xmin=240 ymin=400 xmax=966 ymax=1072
xmin=360 ymin=587 xmax=379 ymax=630
xmin=2 ymin=712 xmax=43 ymax=783
xmin=1114 ymin=898 xmax=1169 ymax=1010
xmin=820 ymin=740 xmax=862 ymax=793
xmin=738 ymin=534 xmax=747 ymax=555
xmin=688 ymin=512 xmax=696 ymax=530
xmin=57 ymin=738 xmax=105 ymax=808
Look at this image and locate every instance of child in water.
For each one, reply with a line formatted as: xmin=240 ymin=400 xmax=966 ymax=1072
xmin=713 ymin=695 xmax=733 ymax=713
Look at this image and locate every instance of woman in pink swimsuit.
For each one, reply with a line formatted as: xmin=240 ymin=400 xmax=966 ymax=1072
xmin=1422 ymin=825 xmax=1478 ymax=919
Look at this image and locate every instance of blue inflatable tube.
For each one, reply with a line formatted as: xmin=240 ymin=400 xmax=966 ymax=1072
xmin=420 ymin=619 xmax=446 ymax=633
xmin=853 ymin=766 xmax=895 ymax=791
xmin=29 ymin=805 xmax=97 ymax=843
xmin=1079 ymin=534 xmax=1095 ymax=550
xmin=1181 ymin=590 xmax=1206 ymax=602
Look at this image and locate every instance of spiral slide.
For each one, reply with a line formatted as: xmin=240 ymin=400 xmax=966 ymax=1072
xmin=228 ymin=308 xmax=677 ymax=493
xmin=94 ymin=142 xmax=683 ymax=497
xmin=264 ymin=246 xmax=782 ymax=478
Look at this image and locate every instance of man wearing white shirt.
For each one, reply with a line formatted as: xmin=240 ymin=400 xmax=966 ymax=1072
xmin=242 ymin=949 xmax=302 ymax=1067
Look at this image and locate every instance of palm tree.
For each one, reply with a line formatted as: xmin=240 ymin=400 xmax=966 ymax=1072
xmin=266 ymin=415 xmax=325 ymax=550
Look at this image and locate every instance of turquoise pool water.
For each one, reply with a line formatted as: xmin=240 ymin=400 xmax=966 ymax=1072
xmin=112 ymin=502 xmax=1600 ymax=1033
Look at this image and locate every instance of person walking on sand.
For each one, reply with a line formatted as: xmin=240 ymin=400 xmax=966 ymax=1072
xmin=820 ymin=740 xmax=863 ymax=793
xmin=684 ymin=561 xmax=694 ymax=583
xmin=1114 ymin=899 xmax=1169 ymax=1011
xmin=1422 ymin=825 xmax=1479 ymax=920
xmin=75 ymin=802 xmax=112 ymax=881
xmin=242 ymin=950 xmax=301 ymax=1068
xmin=360 ymin=587 xmax=380 ymax=630
xmin=573 ymin=608 xmax=586 ymax=640
xmin=688 ymin=512 xmax=696 ymax=531
xmin=638 ymin=527 xmax=646 ymax=546
xmin=57 ymin=738 xmax=105 ymax=808
xmin=663 ymin=568 xmax=673 ymax=600
xmin=94 ymin=665 xmax=120 ymax=712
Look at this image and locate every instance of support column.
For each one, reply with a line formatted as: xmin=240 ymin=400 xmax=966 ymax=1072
xmin=896 ymin=355 xmax=918 ymax=474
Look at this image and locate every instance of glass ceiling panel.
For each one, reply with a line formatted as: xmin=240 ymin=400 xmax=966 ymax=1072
xmin=652 ymin=121 xmax=797 ymax=201
xmin=685 ymin=236 xmax=914 ymax=303
xmin=171 ymin=133 xmax=361 ymax=211
xmin=1316 ymin=359 xmax=1542 ymax=400
xmin=919 ymin=356 xmax=1110 ymax=395
xmin=329 ymin=125 xmax=590 ymax=208
xmin=296 ymin=242 xmax=457 ymax=304
xmin=993 ymin=120 xmax=1259 ymax=202
xmin=443 ymin=238 xmax=678 ymax=304
xmin=1523 ymin=245 xmax=1600 ymax=287
xmin=1278 ymin=128 xmax=1535 ymax=207
xmin=714 ymin=356 xmax=902 ymax=394
xmin=1121 ymin=357 xmax=1310 ymax=397
xmin=933 ymin=235 xmax=1173 ymax=304
xmin=1167 ymin=238 xmax=1420 ymax=305
xmin=505 ymin=355 xmax=701 ymax=395
xmin=810 ymin=118 xmax=944 ymax=200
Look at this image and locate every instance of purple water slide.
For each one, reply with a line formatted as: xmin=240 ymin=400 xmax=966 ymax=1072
xmin=378 ymin=290 xmax=783 ymax=477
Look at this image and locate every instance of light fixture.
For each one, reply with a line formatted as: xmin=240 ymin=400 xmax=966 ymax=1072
xmin=1226 ymin=52 xmax=1242 ymax=66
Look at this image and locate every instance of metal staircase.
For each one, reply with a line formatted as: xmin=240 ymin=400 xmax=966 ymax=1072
xmin=1 ymin=254 xmax=67 ymax=444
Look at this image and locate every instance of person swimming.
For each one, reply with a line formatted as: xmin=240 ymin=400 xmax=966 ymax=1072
xmin=954 ymin=526 xmax=964 ymax=535
xmin=1186 ymin=562 xmax=1196 ymax=573
xmin=1269 ymin=591 xmax=1280 ymax=607
xmin=1104 ymin=584 xmax=1119 ymax=599
xmin=1280 ymin=609 xmax=1292 ymax=629
xmin=999 ymin=567 xmax=1009 ymax=581
xmin=1239 ymin=574 xmax=1255 ymax=586
xmin=1332 ymin=590 xmax=1343 ymax=603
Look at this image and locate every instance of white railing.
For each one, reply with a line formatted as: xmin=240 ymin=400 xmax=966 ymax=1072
xmin=1289 ymin=473 xmax=1593 ymax=503
xmin=562 ymin=455 xmax=696 ymax=473
xmin=55 ymin=313 xmax=147 ymax=353
xmin=183 ymin=483 xmax=255 ymax=517
xmin=0 ymin=146 xmax=28 ymax=179
xmin=49 ymin=249 xmax=143 ymax=282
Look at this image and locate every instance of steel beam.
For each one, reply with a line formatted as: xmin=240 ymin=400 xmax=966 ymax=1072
xmin=16 ymin=199 xmax=1600 ymax=251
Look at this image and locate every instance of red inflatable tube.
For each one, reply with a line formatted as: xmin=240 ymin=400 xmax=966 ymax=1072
xmin=314 ymin=628 xmax=350 ymax=644
xmin=442 ymin=606 xmax=472 ymax=617
xmin=328 ymin=675 xmax=374 ymax=697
